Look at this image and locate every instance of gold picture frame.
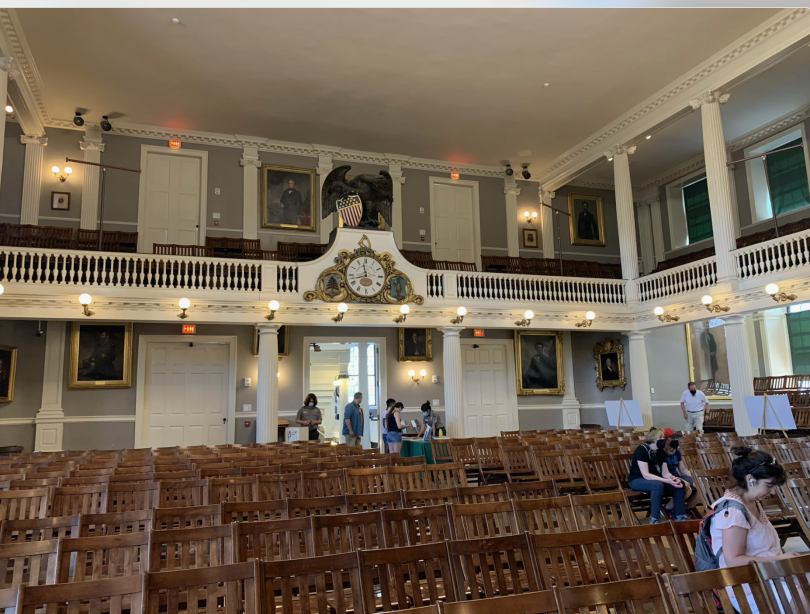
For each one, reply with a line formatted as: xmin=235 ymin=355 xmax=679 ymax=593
xmin=593 ymin=338 xmax=627 ymax=391
xmin=398 ymin=328 xmax=433 ymax=362
xmin=685 ymin=321 xmax=732 ymax=400
xmin=514 ymin=330 xmax=565 ymax=395
xmin=522 ymin=228 xmax=539 ymax=249
xmin=260 ymin=163 xmax=317 ymax=232
xmin=568 ymin=192 xmax=606 ymax=247
xmin=0 ymin=344 xmax=18 ymax=402
xmin=252 ymin=325 xmax=289 ymax=359
xmin=69 ymin=322 xmax=132 ymax=389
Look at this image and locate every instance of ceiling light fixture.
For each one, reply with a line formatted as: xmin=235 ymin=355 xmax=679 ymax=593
xmin=765 ymin=283 xmax=797 ymax=303
xmin=504 ymin=165 xmax=514 ymax=177
xmin=79 ymin=293 xmax=94 ymax=317
xmin=171 ymin=17 xmax=180 ymax=24
xmin=73 ymin=112 xmax=84 ymax=127
xmin=394 ymin=304 xmax=409 ymax=324
xmin=646 ymin=135 xmax=652 ymax=140
xmin=701 ymin=295 xmax=730 ymax=313
xmin=178 ymin=298 xmax=190 ymax=319
xmin=575 ymin=311 xmax=596 ymax=327
xmin=515 ymin=310 xmax=534 ymax=327
xmin=451 ymin=306 xmax=466 ymax=324
xmin=100 ymin=116 xmax=112 ymax=132
xmin=266 ymin=300 xmax=280 ymax=320
xmin=4 ymin=105 xmax=12 ymax=113
xmin=521 ymin=164 xmax=531 ymax=180
xmin=332 ymin=302 xmax=348 ymax=322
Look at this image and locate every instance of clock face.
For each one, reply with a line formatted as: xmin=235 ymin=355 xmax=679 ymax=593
xmin=346 ymin=256 xmax=386 ymax=298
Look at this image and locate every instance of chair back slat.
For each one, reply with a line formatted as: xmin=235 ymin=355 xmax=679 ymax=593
xmin=0 ymin=539 xmax=58 ymax=589
xmin=310 ymin=510 xmax=384 ymax=555
xmin=528 ymin=528 xmax=619 ymax=589
xmin=0 ymin=515 xmax=80 ymax=543
xmin=666 ymin=565 xmax=771 ymax=614
xmin=78 ymin=509 xmax=153 ymax=537
xmin=222 ymin=499 xmax=288 ymax=523
xmin=558 ymin=576 xmax=672 ymax=614
xmin=381 ymin=504 xmax=453 ymax=547
xmin=570 ymin=492 xmax=636 ymax=530
xmin=18 ymin=574 xmax=143 ymax=614
xmin=147 ymin=524 xmax=233 ymax=571
xmin=55 ymin=532 xmax=148 ymax=582
xmin=450 ymin=501 xmax=519 ymax=539
xmin=0 ymin=488 xmax=51 ymax=520
xmin=152 ymin=503 xmax=222 ymax=529
xmin=233 ymin=517 xmax=314 ymax=562
xmin=606 ymin=523 xmax=690 ymax=579
xmin=287 ymin=495 xmax=346 ymax=517
xmin=513 ymin=496 xmax=577 ymax=534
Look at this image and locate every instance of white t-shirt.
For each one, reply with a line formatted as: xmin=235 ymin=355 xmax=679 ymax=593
xmin=680 ymin=389 xmax=708 ymax=413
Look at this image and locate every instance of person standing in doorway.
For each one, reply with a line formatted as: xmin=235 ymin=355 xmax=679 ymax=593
xmin=681 ymin=381 xmax=709 ymax=434
xmin=295 ymin=393 xmax=322 ymax=441
xmin=343 ymin=392 xmax=364 ymax=447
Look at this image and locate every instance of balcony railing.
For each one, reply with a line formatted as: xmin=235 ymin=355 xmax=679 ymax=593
xmin=734 ymin=228 xmax=810 ymax=280
xmin=637 ymin=256 xmax=717 ymax=303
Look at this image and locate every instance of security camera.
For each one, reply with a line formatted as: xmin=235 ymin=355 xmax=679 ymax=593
xmin=504 ymin=165 xmax=514 ymax=177
xmin=522 ymin=164 xmax=531 ymax=180
xmin=100 ymin=116 xmax=112 ymax=132
xmin=73 ymin=112 xmax=84 ymax=127
xmin=35 ymin=321 xmax=44 ymax=337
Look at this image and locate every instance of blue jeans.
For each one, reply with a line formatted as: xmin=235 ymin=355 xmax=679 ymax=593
xmin=629 ymin=477 xmax=686 ymax=520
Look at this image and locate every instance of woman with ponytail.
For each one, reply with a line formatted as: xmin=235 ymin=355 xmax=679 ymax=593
xmin=627 ymin=427 xmax=689 ymax=523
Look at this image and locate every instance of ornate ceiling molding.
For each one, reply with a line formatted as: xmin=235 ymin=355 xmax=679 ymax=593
xmin=727 ymin=103 xmax=810 ymax=152
xmin=635 ymin=154 xmax=706 ymax=192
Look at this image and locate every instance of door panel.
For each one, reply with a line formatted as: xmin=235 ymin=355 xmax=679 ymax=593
xmin=433 ymin=183 xmax=475 ymax=263
xmin=462 ymin=342 xmax=516 ymax=437
xmin=143 ymin=152 xmax=202 ymax=251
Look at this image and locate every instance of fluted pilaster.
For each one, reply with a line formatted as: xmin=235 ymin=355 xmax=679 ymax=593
xmin=561 ymin=331 xmax=580 ymax=429
xmin=0 ymin=58 xmax=15 ymax=195
xmin=539 ymin=188 xmax=555 ymax=260
xmin=34 ymin=321 xmax=66 ymax=452
xmin=389 ymin=162 xmax=405 ymax=249
xmin=637 ymin=202 xmax=655 ymax=275
xmin=439 ymin=326 xmax=465 ymax=438
xmin=20 ymin=135 xmax=47 ymax=225
xmin=626 ymin=331 xmax=653 ymax=428
xmin=317 ymin=155 xmax=334 ymax=244
xmin=504 ymin=174 xmax=520 ymax=257
xmin=256 ymin=323 xmax=280 ymax=443
xmin=724 ymin=315 xmax=756 ymax=436
xmin=241 ymin=147 xmax=261 ymax=240
xmin=606 ymin=145 xmax=638 ymax=303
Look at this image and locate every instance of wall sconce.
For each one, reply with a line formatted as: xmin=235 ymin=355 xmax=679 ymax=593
xmin=266 ymin=300 xmax=280 ymax=320
xmin=451 ymin=306 xmax=466 ymax=324
xmin=79 ymin=293 xmax=94 ymax=317
xmin=575 ymin=311 xmax=596 ymax=327
xmin=408 ymin=369 xmax=427 ymax=385
xmin=52 ymin=165 xmax=72 ymax=182
xmin=765 ymin=283 xmax=797 ymax=303
xmin=332 ymin=302 xmax=348 ymax=322
xmin=653 ymin=306 xmax=680 ymax=323
xmin=523 ymin=211 xmax=538 ymax=224
xmin=515 ymin=310 xmax=534 ymax=327
xmin=177 ymin=298 xmax=190 ymax=319
xmin=701 ymin=295 xmax=730 ymax=313
xmin=394 ymin=304 xmax=409 ymax=324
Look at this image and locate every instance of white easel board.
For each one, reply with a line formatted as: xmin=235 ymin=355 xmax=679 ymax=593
xmin=606 ymin=400 xmax=642 ymax=428
xmin=743 ymin=394 xmax=796 ymax=431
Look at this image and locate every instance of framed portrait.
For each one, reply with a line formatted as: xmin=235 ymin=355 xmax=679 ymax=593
xmin=0 ymin=345 xmax=18 ymax=402
xmin=398 ymin=328 xmax=432 ymax=362
xmin=522 ymin=228 xmax=538 ymax=249
xmin=69 ymin=322 xmax=132 ymax=389
xmin=260 ymin=164 xmax=317 ymax=232
xmin=514 ymin=330 xmax=564 ymax=395
xmin=568 ymin=193 xmax=606 ymax=247
xmin=593 ymin=338 xmax=627 ymax=391
xmin=252 ymin=325 xmax=289 ymax=359
xmin=51 ymin=191 xmax=70 ymax=211
xmin=686 ymin=319 xmax=731 ymax=400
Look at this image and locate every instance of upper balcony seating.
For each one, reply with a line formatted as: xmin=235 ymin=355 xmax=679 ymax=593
xmin=205 ymin=236 xmax=261 ymax=258
xmin=0 ymin=224 xmax=138 ymax=253
xmin=736 ymin=216 xmax=810 ymax=249
xmin=277 ymin=241 xmax=328 ymax=262
xmin=649 ymin=246 xmax=716 ymax=275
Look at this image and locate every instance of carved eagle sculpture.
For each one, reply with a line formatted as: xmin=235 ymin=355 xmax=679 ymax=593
xmin=321 ymin=165 xmax=394 ymax=229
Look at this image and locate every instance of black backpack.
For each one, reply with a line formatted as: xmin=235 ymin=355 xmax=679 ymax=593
xmin=694 ymin=497 xmax=750 ymax=571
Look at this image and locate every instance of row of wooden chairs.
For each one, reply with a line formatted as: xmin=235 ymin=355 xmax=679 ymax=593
xmin=0 ymin=224 xmax=138 ymax=252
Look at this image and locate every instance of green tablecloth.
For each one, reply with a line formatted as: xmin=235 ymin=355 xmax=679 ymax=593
xmin=400 ymin=438 xmax=435 ymax=463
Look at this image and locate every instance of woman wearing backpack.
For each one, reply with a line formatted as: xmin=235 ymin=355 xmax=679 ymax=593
xmin=707 ymin=448 xmax=798 ymax=613
xmin=627 ymin=427 xmax=690 ymax=523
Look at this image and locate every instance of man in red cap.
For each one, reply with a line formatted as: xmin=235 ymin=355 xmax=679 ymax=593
xmin=660 ymin=428 xmax=699 ymax=516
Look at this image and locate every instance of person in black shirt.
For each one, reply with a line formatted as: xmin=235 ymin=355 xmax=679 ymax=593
xmin=385 ymin=401 xmax=406 ymax=454
xmin=627 ymin=427 xmax=688 ymax=524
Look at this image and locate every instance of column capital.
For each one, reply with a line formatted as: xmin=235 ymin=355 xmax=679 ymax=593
xmin=240 ymin=146 xmax=261 ymax=168
xmin=438 ymin=326 xmax=465 ymax=337
xmin=604 ymin=144 xmax=636 ymax=160
xmin=256 ymin=323 xmax=282 ymax=334
xmin=21 ymin=135 xmax=47 ymax=146
xmin=538 ymin=187 xmax=555 ymax=203
xmin=80 ymin=140 xmax=105 ymax=153
xmin=721 ymin=314 xmax=746 ymax=326
xmin=0 ymin=57 xmax=19 ymax=79
xmin=388 ymin=162 xmax=406 ymax=184
xmin=625 ymin=330 xmax=650 ymax=341
xmin=316 ymin=154 xmax=333 ymax=176
xmin=240 ymin=157 xmax=262 ymax=168
xmin=689 ymin=90 xmax=730 ymax=110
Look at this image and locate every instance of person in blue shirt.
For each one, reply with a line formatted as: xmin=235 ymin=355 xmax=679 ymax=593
xmin=659 ymin=428 xmax=700 ymax=515
xmin=343 ymin=392 xmax=364 ymax=447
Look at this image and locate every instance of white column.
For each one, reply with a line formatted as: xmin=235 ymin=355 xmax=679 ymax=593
xmin=650 ymin=198 xmax=665 ymax=267
xmin=255 ymin=323 xmax=280 ymax=444
xmin=626 ymin=331 xmax=653 ymax=428
xmin=388 ymin=162 xmax=405 ymax=249
xmin=317 ymin=155 xmax=333 ymax=244
xmin=606 ymin=145 xmax=639 ymax=303
xmin=504 ymin=174 xmax=520 ymax=257
xmin=79 ymin=128 xmax=105 ymax=230
xmin=19 ymin=135 xmax=47 ymax=225
xmin=724 ymin=315 xmax=756 ymax=436
xmin=439 ymin=326 xmax=465 ymax=438
xmin=539 ymin=187 xmax=555 ymax=260
xmin=728 ymin=155 xmax=741 ymax=241
xmin=561 ymin=331 xmax=580 ymax=429
xmin=240 ymin=147 xmax=261 ymax=240
xmin=754 ymin=308 xmax=793 ymax=377
xmin=690 ymin=91 xmax=736 ymax=283
xmin=34 ymin=321 xmax=67 ymax=452
xmin=637 ymin=203 xmax=655 ymax=275
xmin=0 ymin=57 xmax=15 ymax=195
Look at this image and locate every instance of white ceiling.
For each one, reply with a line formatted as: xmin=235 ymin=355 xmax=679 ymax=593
xmin=15 ymin=7 xmax=779 ymax=171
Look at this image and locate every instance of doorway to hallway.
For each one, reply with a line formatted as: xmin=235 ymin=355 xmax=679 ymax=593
xmin=460 ymin=339 xmax=519 ymax=437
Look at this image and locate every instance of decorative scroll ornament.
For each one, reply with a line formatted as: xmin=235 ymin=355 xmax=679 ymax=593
xmin=593 ymin=338 xmax=627 ymax=391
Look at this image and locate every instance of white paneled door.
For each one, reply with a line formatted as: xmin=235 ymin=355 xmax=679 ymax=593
xmin=145 ymin=342 xmax=229 ymax=447
xmin=431 ymin=181 xmax=477 ymax=264
xmin=140 ymin=149 xmax=204 ymax=252
xmin=461 ymin=340 xmax=518 ymax=437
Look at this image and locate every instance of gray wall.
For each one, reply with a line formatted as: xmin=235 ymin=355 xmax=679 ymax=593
xmin=38 ymin=127 xmax=82 ymax=225
xmin=548 ymin=185 xmax=622 ymax=264
xmin=0 ymin=121 xmax=25 ymax=219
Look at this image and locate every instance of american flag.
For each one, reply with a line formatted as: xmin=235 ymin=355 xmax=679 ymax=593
xmin=337 ymin=194 xmax=363 ymax=227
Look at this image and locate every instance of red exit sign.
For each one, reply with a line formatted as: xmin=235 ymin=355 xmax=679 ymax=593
xmin=181 ymin=324 xmax=196 ymax=334
xmin=473 ymin=329 xmax=485 ymax=337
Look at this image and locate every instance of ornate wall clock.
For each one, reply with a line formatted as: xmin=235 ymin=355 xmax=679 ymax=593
xmin=304 ymin=235 xmax=424 ymax=305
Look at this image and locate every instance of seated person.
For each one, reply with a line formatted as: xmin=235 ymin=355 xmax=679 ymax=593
xmin=660 ymin=428 xmax=700 ymax=516
xmin=418 ymin=401 xmax=443 ymax=440
xmin=627 ymin=427 xmax=689 ymax=524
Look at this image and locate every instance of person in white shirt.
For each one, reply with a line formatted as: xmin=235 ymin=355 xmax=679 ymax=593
xmin=680 ymin=381 xmax=709 ymax=433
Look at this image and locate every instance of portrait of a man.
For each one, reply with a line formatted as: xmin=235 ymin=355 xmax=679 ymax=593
xmin=515 ymin=331 xmax=564 ymax=395
xmin=399 ymin=328 xmax=432 ymax=362
xmin=261 ymin=164 xmax=316 ymax=231
xmin=568 ymin=193 xmax=605 ymax=246
xmin=602 ymin=354 xmax=619 ymax=380
xmin=687 ymin=320 xmax=731 ymax=398
xmin=70 ymin=323 xmax=132 ymax=388
xmin=593 ymin=338 xmax=627 ymax=391
xmin=0 ymin=345 xmax=17 ymax=402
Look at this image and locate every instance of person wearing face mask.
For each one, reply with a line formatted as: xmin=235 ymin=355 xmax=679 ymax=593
xmin=627 ymin=427 xmax=689 ymax=524
xmin=709 ymin=448 xmax=796 ymax=613
xmin=295 ymin=393 xmax=322 ymax=440
xmin=680 ymin=381 xmax=709 ymax=433
xmin=659 ymin=428 xmax=699 ymax=517
xmin=418 ymin=401 xmax=443 ymax=441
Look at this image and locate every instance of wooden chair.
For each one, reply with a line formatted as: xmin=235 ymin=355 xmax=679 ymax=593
xmin=302 ymin=470 xmax=347 ymax=497
xmin=345 ymin=467 xmax=390 ymax=494
xmin=257 ymin=473 xmax=302 ymax=500
xmin=450 ymin=439 xmax=481 ymax=484
xmin=557 ymin=576 xmax=673 ymax=614
xmin=287 ymin=495 xmax=346 ymax=517
xmin=148 ymin=525 xmax=233 ymax=571
xmin=693 ymin=468 xmax=734 ymax=510
xmin=389 ymin=465 xmax=430 ymax=491
xmin=51 ymin=484 xmax=108 ymax=516
xmin=209 ymin=476 xmax=257 ymax=504
xmin=696 ymin=447 xmax=732 ymax=471
xmin=458 ymin=484 xmax=507 ymax=503
xmin=0 ymin=488 xmax=50 ymax=520
xmin=570 ymin=492 xmax=637 ymax=530
xmin=448 ymin=533 xmax=541 ymax=599
xmin=222 ymin=499 xmax=288 ymax=523
xmin=441 ymin=590 xmax=558 ymax=614
xmin=506 ymin=480 xmax=558 ymax=499
xmin=532 ymin=451 xmax=580 ymax=493
xmin=16 ymin=574 xmax=143 ymax=614
xmin=755 ymin=554 xmax=810 ymax=614
xmin=0 ymin=539 xmax=58 ymax=589
xmin=259 ymin=551 xmax=363 ymax=614
xmin=152 ymin=503 xmax=222 ymax=529
xmin=358 ymin=542 xmax=457 ymax=612
xmin=347 ymin=490 xmax=406 ymax=513
xmin=513 ymin=496 xmax=577 ymax=534
xmin=528 ymin=528 xmax=619 ymax=589
xmin=580 ymin=455 xmax=622 ymax=493
xmin=232 ymin=517 xmax=314 ymax=562
xmin=77 ymin=509 xmax=152 ymax=537
xmin=450 ymin=501 xmax=519 ymax=539
xmin=606 ymin=523 xmax=690 ymax=580
xmin=310 ymin=510 xmax=385 ymax=555
xmin=476 ymin=440 xmax=508 ymax=485
xmin=55 ymin=532 xmax=148 ymax=582
xmin=425 ymin=462 xmax=467 ymax=489
xmin=107 ymin=481 xmax=159 ymax=511
xmin=432 ymin=440 xmax=454 ymax=464
xmin=404 ymin=488 xmax=459 ymax=507
xmin=157 ymin=479 xmax=209 ymax=507
xmin=10 ymin=477 xmax=61 ymax=489
xmin=501 ymin=445 xmax=539 ymax=482
xmin=0 ymin=515 xmax=80 ymax=543
xmin=381 ymin=504 xmax=453 ymax=547
xmin=666 ymin=565 xmax=771 ymax=614
xmin=392 ymin=455 xmax=426 ymax=466
xmin=670 ymin=519 xmax=701 ymax=572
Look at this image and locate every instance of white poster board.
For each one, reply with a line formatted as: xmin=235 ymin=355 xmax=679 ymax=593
xmin=743 ymin=394 xmax=796 ymax=431
xmin=285 ymin=426 xmax=302 ymax=442
xmin=605 ymin=400 xmax=643 ymax=428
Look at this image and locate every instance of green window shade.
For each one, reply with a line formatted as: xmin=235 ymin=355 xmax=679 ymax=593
xmin=766 ymin=138 xmax=810 ymax=216
xmin=788 ymin=309 xmax=810 ymax=373
xmin=683 ymin=178 xmax=713 ymax=243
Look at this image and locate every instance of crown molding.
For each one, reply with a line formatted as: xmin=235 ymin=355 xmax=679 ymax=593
xmin=0 ymin=9 xmax=47 ymax=136
xmin=635 ymin=154 xmax=706 ymax=192
xmin=566 ymin=180 xmax=616 ymax=191
xmin=727 ymin=102 xmax=810 ymax=152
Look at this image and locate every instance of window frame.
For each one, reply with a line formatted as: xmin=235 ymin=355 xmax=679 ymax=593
xmin=665 ymin=167 xmax=714 ymax=252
